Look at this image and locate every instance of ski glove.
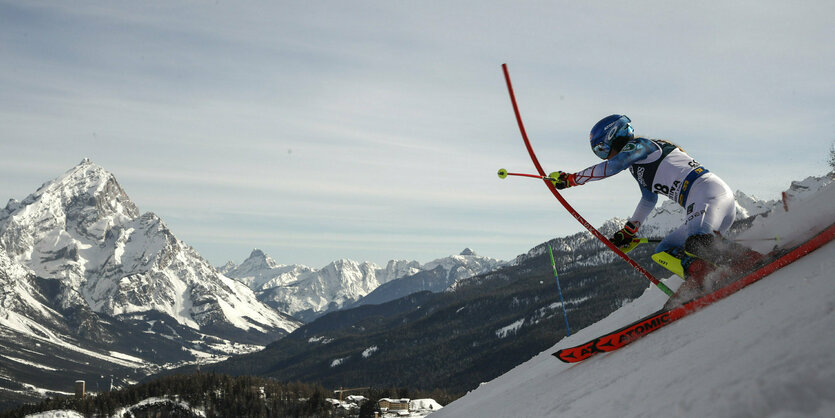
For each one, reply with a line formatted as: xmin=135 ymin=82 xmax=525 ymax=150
xmin=611 ymin=221 xmax=639 ymax=248
xmin=548 ymin=171 xmax=577 ymax=190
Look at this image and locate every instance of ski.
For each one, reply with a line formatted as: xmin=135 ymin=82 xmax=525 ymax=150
xmin=554 ymin=223 xmax=835 ymax=363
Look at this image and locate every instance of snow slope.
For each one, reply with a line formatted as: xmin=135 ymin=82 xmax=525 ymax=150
xmin=435 ymin=176 xmax=835 ymax=418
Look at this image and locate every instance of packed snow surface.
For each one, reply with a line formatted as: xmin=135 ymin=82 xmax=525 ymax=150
xmin=24 ymin=411 xmax=85 ymax=418
xmin=435 ymin=177 xmax=835 ymax=418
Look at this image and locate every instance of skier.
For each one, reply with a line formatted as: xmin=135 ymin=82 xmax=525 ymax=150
xmin=548 ymin=114 xmax=761 ymax=288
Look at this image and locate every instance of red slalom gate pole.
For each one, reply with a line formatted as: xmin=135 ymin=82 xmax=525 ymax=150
xmin=501 ymin=63 xmax=673 ymax=297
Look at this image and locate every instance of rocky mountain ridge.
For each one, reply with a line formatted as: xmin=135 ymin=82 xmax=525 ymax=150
xmin=0 ymin=159 xmax=299 ymax=338
xmin=220 ymin=247 xmax=503 ymax=321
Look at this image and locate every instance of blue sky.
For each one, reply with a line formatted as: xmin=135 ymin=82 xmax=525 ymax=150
xmin=1 ymin=1 xmax=833 ymax=268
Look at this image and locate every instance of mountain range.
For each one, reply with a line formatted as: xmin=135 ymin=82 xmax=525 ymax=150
xmin=1 ymin=159 xmax=827 ymax=408
xmin=220 ymin=247 xmax=504 ymax=322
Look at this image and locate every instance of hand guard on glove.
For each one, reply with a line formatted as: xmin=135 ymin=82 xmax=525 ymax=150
xmin=611 ymin=221 xmax=639 ymax=248
xmin=548 ymin=171 xmax=577 ymax=190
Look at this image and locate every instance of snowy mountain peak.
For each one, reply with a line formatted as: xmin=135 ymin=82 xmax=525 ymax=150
xmin=218 ymin=260 xmax=237 ymax=274
xmin=222 ymin=245 xmax=505 ymax=320
xmin=243 ymin=248 xmax=279 ymax=270
xmin=382 ymin=259 xmax=421 ymax=279
xmin=733 ymin=190 xmax=776 ymax=219
xmin=0 ymin=161 xmax=299 ymax=340
xmin=220 ymin=252 xmax=386 ymax=320
xmin=0 ymin=159 xmax=139 ymax=274
xmin=222 ymin=249 xmax=505 ymax=321
xmin=46 ymin=158 xmax=139 ymax=217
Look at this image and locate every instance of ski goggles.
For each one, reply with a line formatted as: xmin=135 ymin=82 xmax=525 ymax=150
xmin=592 ymin=142 xmax=611 ymax=159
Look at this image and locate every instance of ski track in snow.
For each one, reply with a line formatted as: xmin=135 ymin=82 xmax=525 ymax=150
xmin=436 ymin=179 xmax=835 ymax=418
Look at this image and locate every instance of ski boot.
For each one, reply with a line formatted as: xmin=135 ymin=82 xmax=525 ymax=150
xmin=685 ymin=233 xmax=765 ymax=287
xmin=657 ymin=234 xmax=765 ymax=308
xmin=651 ymin=247 xmax=714 ymax=284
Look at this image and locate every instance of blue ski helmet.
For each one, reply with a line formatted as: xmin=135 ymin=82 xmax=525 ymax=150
xmin=589 ymin=114 xmax=633 ymax=159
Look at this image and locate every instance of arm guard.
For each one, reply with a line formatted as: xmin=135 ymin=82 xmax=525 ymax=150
xmin=572 ymin=139 xmax=654 ymax=186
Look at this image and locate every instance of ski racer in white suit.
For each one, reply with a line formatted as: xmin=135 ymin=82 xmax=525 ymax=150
xmin=549 ymin=114 xmax=761 ymax=286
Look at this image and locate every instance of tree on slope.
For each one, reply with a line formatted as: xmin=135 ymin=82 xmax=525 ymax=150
xmin=829 ymin=141 xmax=835 ymax=175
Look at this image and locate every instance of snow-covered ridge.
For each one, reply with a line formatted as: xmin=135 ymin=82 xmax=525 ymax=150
xmin=221 ymin=247 xmax=503 ymax=318
xmin=220 ymin=249 xmax=420 ymax=317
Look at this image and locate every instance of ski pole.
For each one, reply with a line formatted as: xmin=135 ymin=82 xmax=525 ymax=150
xmin=497 ymin=168 xmax=548 ymax=180
xmin=548 ymin=244 xmax=571 ymax=336
xmin=621 ymin=238 xmax=657 ymax=254
xmin=734 ymin=236 xmax=781 ymax=242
